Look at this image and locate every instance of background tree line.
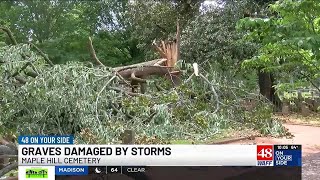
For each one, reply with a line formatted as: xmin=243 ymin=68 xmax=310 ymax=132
xmin=1 ymin=0 xmax=319 ymax=111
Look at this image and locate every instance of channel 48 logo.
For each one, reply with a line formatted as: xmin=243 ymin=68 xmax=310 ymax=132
xmin=256 ymin=145 xmax=274 ymax=166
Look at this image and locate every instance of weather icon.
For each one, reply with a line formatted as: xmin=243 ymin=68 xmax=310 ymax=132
xmin=95 ymin=167 xmax=102 ymax=174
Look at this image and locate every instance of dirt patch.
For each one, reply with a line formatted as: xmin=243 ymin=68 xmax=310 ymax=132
xmin=303 ymin=152 xmax=320 ymax=180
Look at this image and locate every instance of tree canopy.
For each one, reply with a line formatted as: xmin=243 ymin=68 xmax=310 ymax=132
xmin=237 ymin=0 xmax=320 ymax=92
xmin=3 ymin=0 xmax=320 ymax=177
xmin=1 ymin=2 xmax=319 ymax=178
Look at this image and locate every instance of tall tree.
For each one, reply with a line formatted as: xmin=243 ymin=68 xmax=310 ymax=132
xmin=235 ymin=0 xmax=281 ymax=110
xmin=237 ymin=0 xmax=320 ymax=109
xmin=182 ymin=0 xmax=256 ymax=70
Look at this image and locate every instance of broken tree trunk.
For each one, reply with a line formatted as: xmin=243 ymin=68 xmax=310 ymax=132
xmin=113 ymin=59 xmax=171 ymax=78
xmin=152 ymin=21 xmax=181 ymax=86
xmin=88 ymin=21 xmax=182 ymax=93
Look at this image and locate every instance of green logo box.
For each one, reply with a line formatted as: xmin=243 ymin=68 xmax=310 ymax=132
xmin=25 ymin=168 xmax=48 ymax=178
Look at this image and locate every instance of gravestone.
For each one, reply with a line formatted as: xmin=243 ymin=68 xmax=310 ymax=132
xmin=281 ymin=101 xmax=290 ymax=115
xmin=295 ymin=90 xmax=303 ymax=112
xmin=304 ymin=98 xmax=315 ymax=111
xmin=301 ymin=102 xmax=311 ymax=116
xmin=312 ymin=98 xmax=320 ymax=112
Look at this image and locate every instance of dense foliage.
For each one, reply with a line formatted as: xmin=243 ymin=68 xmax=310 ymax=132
xmin=0 ymin=42 xmax=286 ymax=144
xmin=6 ymin=1 xmax=320 ymax=179
xmin=4 ymin=0 xmax=318 ymax=145
xmin=237 ymin=0 xmax=320 ymax=93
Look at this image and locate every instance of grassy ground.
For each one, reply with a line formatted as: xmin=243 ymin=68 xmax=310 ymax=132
xmin=2 ymin=170 xmax=17 ymax=179
xmin=171 ymin=127 xmax=260 ymax=144
xmin=274 ymin=113 xmax=320 ymax=126
xmin=170 ymin=112 xmax=320 ymax=145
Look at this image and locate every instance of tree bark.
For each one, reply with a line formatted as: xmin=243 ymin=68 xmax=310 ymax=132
xmin=258 ymin=71 xmax=272 ymax=101
xmin=0 ymin=138 xmax=17 ymax=177
xmin=258 ymin=69 xmax=282 ymax=111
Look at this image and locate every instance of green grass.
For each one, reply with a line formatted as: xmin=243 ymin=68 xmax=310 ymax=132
xmin=171 ymin=139 xmax=195 ymax=144
xmin=4 ymin=169 xmax=18 ymax=178
xmin=170 ymin=128 xmax=259 ymax=144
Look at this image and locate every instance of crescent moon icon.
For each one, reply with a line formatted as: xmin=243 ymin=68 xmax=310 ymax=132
xmin=95 ymin=167 xmax=101 ymax=174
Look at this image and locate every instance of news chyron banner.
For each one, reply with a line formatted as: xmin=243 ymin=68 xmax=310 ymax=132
xmin=18 ymin=135 xmax=302 ymax=180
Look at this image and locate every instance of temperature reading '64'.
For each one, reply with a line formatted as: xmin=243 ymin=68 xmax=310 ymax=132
xmin=111 ymin=168 xmax=118 ymax=173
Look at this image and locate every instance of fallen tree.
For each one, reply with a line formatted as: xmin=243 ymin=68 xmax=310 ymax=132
xmin=87 ymin=22 xmax=182 ymax=94
xmin=1 ymin=22 xmax=182 ymax=94
xmin=0 ymin=23 xmax=288 ymax=138
xmin=0 ymin=24 xmax=289 ymax=179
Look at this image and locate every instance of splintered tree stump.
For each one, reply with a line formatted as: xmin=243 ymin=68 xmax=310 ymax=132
xmin=87 ymin=22 xmax=181 ymax=94
xmin=117 ymin=21 xmax=181 ymax=93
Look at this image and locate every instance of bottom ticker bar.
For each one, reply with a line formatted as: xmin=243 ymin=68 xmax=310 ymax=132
xmin=54 ymin=166 xmax=301 ymax=180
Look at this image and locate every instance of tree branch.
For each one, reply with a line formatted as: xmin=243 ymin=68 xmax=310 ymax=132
xmin=154 ymin=58 xmax=167 ymax=66
xmin=299 ymin=72 xmax=320 ymax=93
xmin=24 ymin=70 xmax=38 ymax=78
xmin=199 ymin=73 xmax=220 ymax=114
xmin=108 ymin=87 xmax=143 ymax=96
xmin=0 ymin=27 xmax=17 ymax=45
xmin=87 ymin=37 xmax=131 ymax=85
xmin=28 ymin=42 xmax=54 ymax=66
xmin=2 ymin=177 xmax=17 ymax=180
xmin=88 ymin=37 xmax=105 ymax=67
xmin=130 ymin=72 xmax=147 ymax=83
xmin=154 ymin=83 xmax=165 ymax=91
xmin=11 ymin=61 xmax=38 ymax=79
xmin=0 ymin=162 xmax=18 ymax=177
xmin=11 ymin=62 xmax=31 ymax=77
xmin=117 ymin=65 xmax=173 ymax=78
xmin=14 ymin=76 xmax=27 ymax=84
xmin=0 ymin=155 xmax=18 ymax=158
xmin=113 ymin=59 xmax=165 ymax=72
xmin=95 ymin=75 xmax=117 ymax=122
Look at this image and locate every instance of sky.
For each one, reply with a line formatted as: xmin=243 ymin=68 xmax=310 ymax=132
xmin=201 ymin=0 xmax=225 ymax=11
xmin=203 ymin=0 xmax=219 ymax=5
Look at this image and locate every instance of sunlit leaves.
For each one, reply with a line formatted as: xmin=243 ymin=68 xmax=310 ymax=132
xmin=238 ymin=0 xmax=320 ymax=91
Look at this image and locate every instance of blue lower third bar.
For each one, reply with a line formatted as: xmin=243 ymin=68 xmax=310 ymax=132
xmin=55 ymin=166 xmax=88 ymax=176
